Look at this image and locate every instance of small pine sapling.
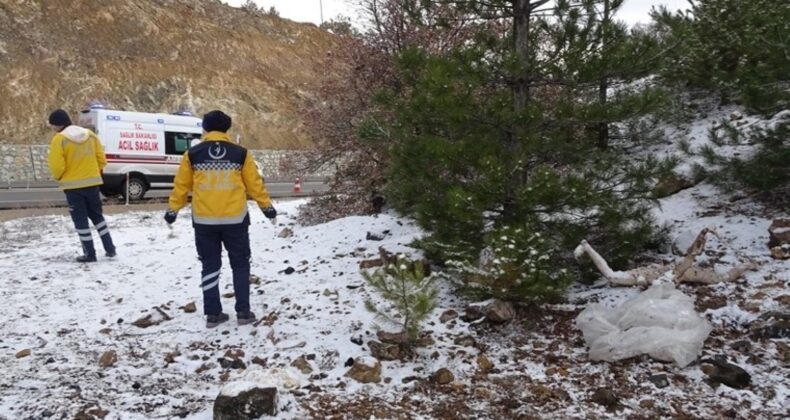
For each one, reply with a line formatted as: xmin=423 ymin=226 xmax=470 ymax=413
xmin=362 ymin=255 xmax=438 ymax=343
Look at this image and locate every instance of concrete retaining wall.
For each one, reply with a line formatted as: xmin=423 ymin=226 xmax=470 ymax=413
xmin=0 ymin=145 xmax=328 ymax=184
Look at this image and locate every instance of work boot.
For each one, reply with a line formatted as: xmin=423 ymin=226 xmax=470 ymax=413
xmin=237 ymin=311 xmax=257 ymax=326
xmin=106 ymin=250 xmax=117 ymax=258
xmin=76 ymin=254 xmax=97 ymax=263
xmin=206 ymin=313 xmax=230 ymax=329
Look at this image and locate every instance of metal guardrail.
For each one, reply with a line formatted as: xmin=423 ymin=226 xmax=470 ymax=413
xmin=0 ymin=176 xmax=328 ymax=190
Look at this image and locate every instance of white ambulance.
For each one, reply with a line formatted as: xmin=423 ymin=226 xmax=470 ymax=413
xmin=77 ymin=107 xmax=203 ymax=200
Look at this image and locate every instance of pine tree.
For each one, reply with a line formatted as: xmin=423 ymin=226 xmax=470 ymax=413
xmin=367 ymin=0 xmax=674 ymax=300
xmin=653 ymin=0 xmax=790 ymax=113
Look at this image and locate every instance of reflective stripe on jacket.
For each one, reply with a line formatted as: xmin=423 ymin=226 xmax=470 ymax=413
xmin=168 ymin=131 xmax=273 ymax=225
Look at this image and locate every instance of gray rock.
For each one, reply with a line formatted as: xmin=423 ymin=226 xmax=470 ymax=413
xmin=213 ymin=387 xmax=277 ymax=419
xmin=453 ymin=335 xmax=477 ymax=347
xmin=439 ymin=309 xmax=458 ymax=323
xmin=751 ymin=321 xmax=790 ymax=340
xmin=648 ymin=374 xmax=669 ymax=388
xmin=290 ymin=356 xmax=313 ymax=374
xmin=701 ymin=358 xmax=751 ymax=389
xmin=590 ymin=388 xmax=618 ymax=408
xmin=377 ymin=330 xmax=409 ymax=345
xmin=768 ymin=219 xmax=790 ymax=247
xmin=369 ymin=340 xmax=401 ymax=361
xmin=98 ymin=350 xmax=117 ymax=368
xmin=344 ymin=358 xmax=381 ymax=384
xmin=731 ymin=340 xmax=752 ymax=353
xmin=431 ymin=368 xmax=455 ymax=385
xmin=485 ymin=299 xmax=516 ymax=323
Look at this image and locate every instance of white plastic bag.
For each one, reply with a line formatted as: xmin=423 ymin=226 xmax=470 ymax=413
xmin=576 ymin=283 xmax=712 ymax=367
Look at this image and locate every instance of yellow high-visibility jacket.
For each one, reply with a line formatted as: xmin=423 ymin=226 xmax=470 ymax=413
xmin=47 ymin=126 xmax=106 ymax=190
xmin=168 ymin=131 xmax=272 ymax=225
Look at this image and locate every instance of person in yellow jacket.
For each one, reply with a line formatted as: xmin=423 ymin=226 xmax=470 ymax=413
xmin=165 ymin=110 xmax=277 ymax=328
xmin=47 ymin=109 xmax=117 ymax=263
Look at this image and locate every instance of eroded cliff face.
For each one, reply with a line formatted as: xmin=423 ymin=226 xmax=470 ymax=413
xmin=0 ymin=0 xmax=340 ymax=148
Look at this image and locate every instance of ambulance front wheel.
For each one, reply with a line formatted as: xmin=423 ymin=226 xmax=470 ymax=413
xmin=122 ymin=177 xmax=147 ymax=201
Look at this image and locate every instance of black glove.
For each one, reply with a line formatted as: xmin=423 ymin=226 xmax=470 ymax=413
xmin=261 ymin=206 xmax=277 ymax=219
xmin=261 ymin=206 xmax=277 ymax=226
xmin=164 ymin=209 xmax=178 ymax=224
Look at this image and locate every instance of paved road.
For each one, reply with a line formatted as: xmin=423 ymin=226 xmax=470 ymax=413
xmin=0 ymin=181 xmax=328 ymax=209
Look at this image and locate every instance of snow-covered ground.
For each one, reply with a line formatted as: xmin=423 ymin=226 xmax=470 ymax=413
xmin=0 ymin=106 xmax=787 ymax=419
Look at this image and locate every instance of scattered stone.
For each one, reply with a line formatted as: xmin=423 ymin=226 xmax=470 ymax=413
xmin=366 ymin=232 xmax=386 ymax=241
xmin=281 ymin=267 xmax=295 ymax=275
xmin=344 ymin=357 xmax=354 ymax=367
xmin=648 ymin=374 xmax=669 ymax=389
xmin=277 ymin=228 xmax=294 ymax=238
xmin=462 ymin=304 xmax=486 ymax=322
xmin=249 ymin=274 xmax=262 ymax=285
xmin=402 ymin=376 xmax=420 ymax=384
xmin=344 ymin=357 xmax=381 ymax=384
xmin=222 ymin=292 xmax=235 ymax=298
xmin=655 ymin=173 xmax=695 ymax=198
xmin=431 ymin=368 xmax=455 ymax=385
xmin=768 ymin=219 xmax=790 ymax=247
xmin=369 ymin=340 xmax=401 ymax=361
xmin=701 ymin=358 xmax=751 ymax=389
xmin=529 ymin=384 xmax=554 ymax=402
xmin=731 ymin=340 xmax=752 ymax=353
xmin=475 ymin=387 xmax=492 ymax=399
xmin=590 ymin=388 xmax=618 ymax=408
xmin=350 ymin=335 xmax=363 ymax=346
xmin=485 ymin=299 xmax=516 ymax=323
xmin=439 ymin=309 xmax=458 ymax=323
xmin=15 ymin=349 xmax=31 ymax=358
xmin=164 ymin=351 xmax=181 ymax=364
xmin=224 ymin=349 xmax=245 ymax=360
xmin=132 ymin=382 xmax=141 ymax=390
xmin=131 ymin=307 xmax=172 ymax=328
xmin=770 ymin=245 xmax=790 ymax=260
xmin=640 ymin=399 xmax=656 ymax=410
xmin=545 ymin=366 xmax=569 ymax=377
xmin=377 ymin=330 xmax=410 ymax=345
xmin=181 ymin=302 xmax=197 ymax=313
xmin=214 ymin=386 xmax=278 ymax=419
xmin=218 ymin=357 xmax=247 ymax=370
xmin=291 ymin=356 xmax=313 ymax=374
xmin=99 ymin=350 xmax=118 ymax=368
xmin=74 ymin=406 xmax=109 ymax=420
xmin=98 ymin=328 xmax=112 ymax=335
xmin=751 ymin=321 xmax=790 ymax=340
xmin=476 ymin=354 xmax=494 ymax=372
xmin=697 ymin=293 xmax=728 ymax=311
xmin=453 ymin=335 xmax=477 ymax=347
xmin=251 ymin=356 xmax=267 ymax=367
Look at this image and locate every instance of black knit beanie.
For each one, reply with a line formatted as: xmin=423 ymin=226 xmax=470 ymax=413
xmin=48 ymin=109 xmax=72 ymax=127
xmin=202 ymin=110 xmax=232 ymax=133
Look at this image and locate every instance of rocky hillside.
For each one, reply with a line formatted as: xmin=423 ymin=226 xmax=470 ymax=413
xmin=0 ymin=0 xmax=341 ymax=149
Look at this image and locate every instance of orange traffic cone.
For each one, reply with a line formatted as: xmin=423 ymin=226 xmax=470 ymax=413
xmin=293 ymin=177 xmax=302 ymax=193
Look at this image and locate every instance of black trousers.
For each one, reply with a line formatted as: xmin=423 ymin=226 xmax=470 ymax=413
xmin=65 ymin=186 xmax=116 ymax=257
xmin=194 ymin=221 xmax=251 ymax=316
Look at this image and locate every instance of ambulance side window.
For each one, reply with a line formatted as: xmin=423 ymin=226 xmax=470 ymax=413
xmin=165 ymin=132 xmax=201 ymax=155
